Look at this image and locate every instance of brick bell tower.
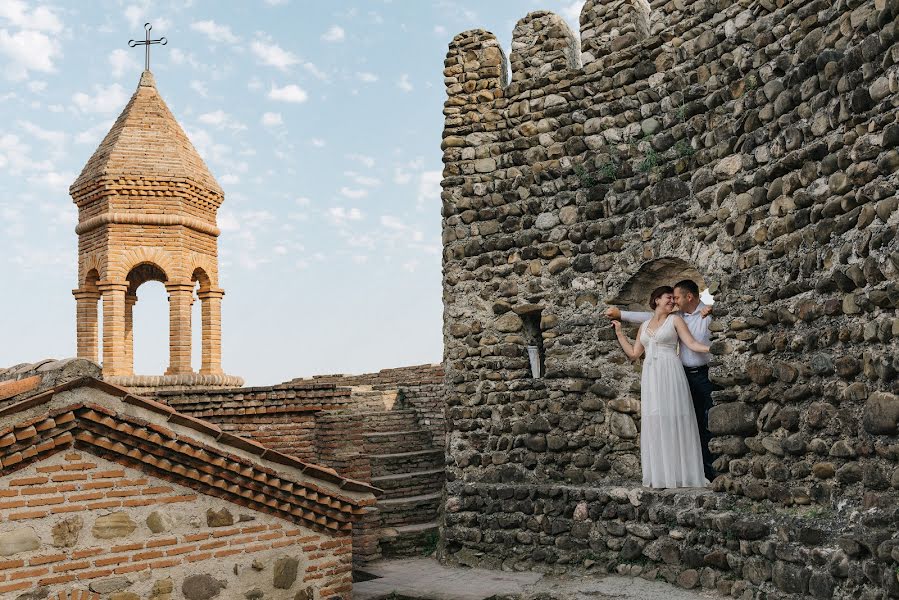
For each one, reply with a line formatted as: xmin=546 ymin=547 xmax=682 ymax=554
xmin=70 ymin=69 xmax=242 ymax=391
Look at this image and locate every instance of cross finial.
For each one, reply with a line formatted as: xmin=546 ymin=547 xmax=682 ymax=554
xmin=128 ymin=22 xmax=167 ymax=72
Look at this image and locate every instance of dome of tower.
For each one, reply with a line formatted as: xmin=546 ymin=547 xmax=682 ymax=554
xmin=70 ymin=70 xmax=222 ymax=197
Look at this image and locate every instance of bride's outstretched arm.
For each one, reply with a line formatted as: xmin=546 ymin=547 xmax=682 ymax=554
xmin=672 ymin=315 xmax=711 ymax=353
xmin=612 ymin=320 xmax=644 ymax=360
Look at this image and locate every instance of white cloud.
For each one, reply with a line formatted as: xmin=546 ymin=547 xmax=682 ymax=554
xmin=29 ymin=170 xmax=70 ymax=191
xmin=261 ymin=112 xmax=282 ymax=126
xmin=198 ymin=110 xmax=247 ymax=131
xmin=321 ymin=25 xmax=345 ymax=42
xmin=380 ymin=215 xmax=406 ymax=230
xmin=402 ymin=259 xmax=419 ymax=272
xmin=340 ymin=187 xmax=368 ymax=200
xmin=356 ymin=72 xmax=378 ymax=83
xmin=295 ymin=197 xmax=311 ymax=207
xmin=0 ymin=29 xmax=59 ymax=79
xmin=434 ymin=25 xmax=447 ymax=36
xmin=221 ymin=174 xmax=240 ymax=185
xmin=169 ymin=48 xmax=202 ymax=69
xmin=75 ymin=122 xmax=111 ymax=145
xmin=344 ymin=171 xmax=381 ymax=187
xmin=310 ymin=138 xmax=325 ymax=147
xmin=109 ymin=48 xmax=139 ymax=78
xmin=347 ymin=153 xmax=375 ymax=168
xmin=417 ymin=170 xmax=442 ymax=208
xmin=561 ymin=0 xmax=586 ymax=30
xmin=393 ymin=167 xmax=412 ymax=185
xmin=190 ymin=80 xmax=208 ymax=97
xmin=218 ymin=210 xmax=240 ymax=232
xmin=123 ymin=6 xmax=142 ymax=28
xmin=72 ymin=83 xmax=129 ymax=114
xmin=251 ymin=39 xmax=299 ymax=70
xmin=0 ymin=1 xmax=63 ymax=33
xmin=17 ymin=119 xmax=64 ymax=146
xmin=268 ymin=84 xmax=307 ymax=103
xmin=303 ymin=62 xmax=327 ymax=80
xmin=190 ymin=20 xmax=239 ymax=44
xmin=264 ymin=0 xmax=289 ymax=5
xmin=26 ymin=79 xmax=45 ymax=92
xmin=247 ymin=77 xmax=262 ymax=91
xmin=352 ymin=255 xmax=368 ymax=264
xmin=397 ymin=73 xmax=413 ymax=92
xmin=326 ymin=206 xmax=363 ymax=225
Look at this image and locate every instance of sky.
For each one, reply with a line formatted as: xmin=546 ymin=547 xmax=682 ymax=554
xmin=0 ymin=0 xmax=587 ymax=386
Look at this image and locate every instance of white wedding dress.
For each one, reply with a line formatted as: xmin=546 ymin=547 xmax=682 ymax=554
xmin=638 ymin=316 xmax=707 ymax=488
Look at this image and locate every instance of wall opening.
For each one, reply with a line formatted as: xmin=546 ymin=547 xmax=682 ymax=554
xmin=521 ymin=309 xmax=544 ymax=378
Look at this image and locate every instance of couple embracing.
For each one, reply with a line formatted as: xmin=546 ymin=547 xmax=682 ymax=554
xmin=605 ymin=280 xmax=715 ymax=489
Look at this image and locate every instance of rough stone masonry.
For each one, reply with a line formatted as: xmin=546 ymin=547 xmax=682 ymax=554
xmin=439 ymin=0 xmax=899 ymax=598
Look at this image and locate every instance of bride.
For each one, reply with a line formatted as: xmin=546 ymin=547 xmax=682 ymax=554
xmin=612 ymin=286 xmax=710 ymax=488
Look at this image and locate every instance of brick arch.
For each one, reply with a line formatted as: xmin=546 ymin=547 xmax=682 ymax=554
xmin=111 ymin=247 xmax=179 ymax=283
xmin=186 ymin=252 xmax=219 ymax=289
xmin=80 ymin=253 xmax=104 ymax=285
xmin=608 ymin=256 xmax=707 ymax=311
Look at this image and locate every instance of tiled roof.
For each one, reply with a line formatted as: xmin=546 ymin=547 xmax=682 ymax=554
xmin=69 ymin=71 xmax=222 ymax=195
xmin=0 ymin=378 xmax=379 ymax=534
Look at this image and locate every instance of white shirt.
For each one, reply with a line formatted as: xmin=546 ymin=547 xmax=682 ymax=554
xmin=620 ymin=302 xmax=711 ymax=367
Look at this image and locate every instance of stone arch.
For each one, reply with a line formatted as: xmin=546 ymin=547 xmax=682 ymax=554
xmin=608 ymin=256 xmax=706 ymax=311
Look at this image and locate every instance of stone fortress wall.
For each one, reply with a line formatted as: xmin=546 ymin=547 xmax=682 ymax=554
xmin=440 ymin=0 xmax=899 ymax=597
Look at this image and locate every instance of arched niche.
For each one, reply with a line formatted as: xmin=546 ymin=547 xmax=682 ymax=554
xmin=608 ymin=257 xmax=707 ymax=311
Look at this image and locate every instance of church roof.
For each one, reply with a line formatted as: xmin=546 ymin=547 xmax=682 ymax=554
xmin=0 ymin=377 xmax=379 ymax=534
xmin=70 ymin=71 xmax=222 ymax=196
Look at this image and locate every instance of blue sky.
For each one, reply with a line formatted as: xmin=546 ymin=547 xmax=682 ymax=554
xmin=0 ymin=0 xmax=585 ymax=385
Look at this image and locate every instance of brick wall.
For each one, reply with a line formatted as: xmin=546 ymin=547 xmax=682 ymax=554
xmin=291 ymin=364 xmax=443 ymax=388
xmin=0 ymin=451 xmax=352 ymax=599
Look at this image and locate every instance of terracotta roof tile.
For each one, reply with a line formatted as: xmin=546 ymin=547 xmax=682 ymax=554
xmin=0 ymin=377 xmax=378 ymax=533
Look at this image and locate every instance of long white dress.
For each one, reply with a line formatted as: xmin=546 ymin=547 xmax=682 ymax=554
xmin=638 ymin=316 xmax=707 ymax=488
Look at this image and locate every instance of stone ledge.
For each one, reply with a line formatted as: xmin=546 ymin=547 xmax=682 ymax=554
xmin=106 ymin=373 xmax=244 ymax=391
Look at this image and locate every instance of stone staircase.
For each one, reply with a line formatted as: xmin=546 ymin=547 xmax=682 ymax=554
xmin=363 ymin=408 xmax=443 ymax=558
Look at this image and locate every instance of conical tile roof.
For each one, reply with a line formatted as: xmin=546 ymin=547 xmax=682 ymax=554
xmin=70 ymin=71 xmax=222 ymax=195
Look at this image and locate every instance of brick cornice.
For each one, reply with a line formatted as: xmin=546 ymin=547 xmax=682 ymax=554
xmin=75 ymin=212 xmax=220 ymax=237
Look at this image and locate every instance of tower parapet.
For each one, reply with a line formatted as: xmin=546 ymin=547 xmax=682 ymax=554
xmin=580 ymin=0 xmax=651 ymax=66
xmin=510 ymin=11 xmax=580 ymax=84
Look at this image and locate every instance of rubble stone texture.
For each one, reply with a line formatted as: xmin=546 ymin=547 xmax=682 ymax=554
xmin=440 ymin=0 xmax=899 ymax=597
xmin=69 ymin=70 xmax=241 ymax=390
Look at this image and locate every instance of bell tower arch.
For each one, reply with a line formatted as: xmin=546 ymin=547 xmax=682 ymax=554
xmin=70 ymin=70 xmax=242 ymax=390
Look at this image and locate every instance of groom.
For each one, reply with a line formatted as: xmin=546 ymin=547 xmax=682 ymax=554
xmin=605 ymin=279 xmax=717 ymax=482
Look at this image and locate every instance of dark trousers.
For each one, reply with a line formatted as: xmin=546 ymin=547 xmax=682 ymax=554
xmin=684 ymin=366 xmax=716 ymax=479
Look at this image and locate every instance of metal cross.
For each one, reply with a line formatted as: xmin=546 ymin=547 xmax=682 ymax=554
xmin=128 ymin=22 xmax=167 ymax=72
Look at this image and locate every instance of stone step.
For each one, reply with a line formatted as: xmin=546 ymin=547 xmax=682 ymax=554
xmin=370 ymin=468 xmax=445 ymax=500
xmin=369 ymin=449 xmax=444 ymax=478
xmin=379 ymin=521 xmax=440 ymax=558
xmin=363 ymin=429 xmax=433 ymax=454
xmin=378 ymin=492 xmax=441 ymax=528
xmin=357 ymin=409 xmax=422 ymax=433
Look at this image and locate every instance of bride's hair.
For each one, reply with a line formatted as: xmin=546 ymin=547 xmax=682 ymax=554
xmin=649 ymin=285 xmax=674 ymax=309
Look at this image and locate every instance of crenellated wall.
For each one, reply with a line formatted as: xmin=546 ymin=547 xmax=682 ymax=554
xmin=440 ymin=0 xmax=899 ymax=597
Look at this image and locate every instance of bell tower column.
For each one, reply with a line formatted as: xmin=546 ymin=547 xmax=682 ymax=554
xmin=98 ymin=281 xmax=129 ymax=376
xmin=198 ymin=288 xmax=225 ymax=375
xmin=124 ymin=293 xmax=138 ymax=375
xmin=165 ymin=282 xmax=195 ymax=375
xmin=73 ymin=288 xmax=101 ymax=364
